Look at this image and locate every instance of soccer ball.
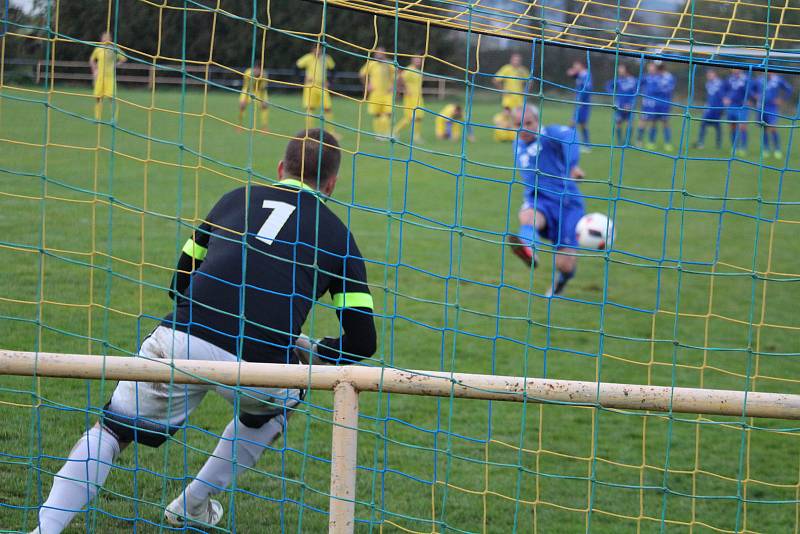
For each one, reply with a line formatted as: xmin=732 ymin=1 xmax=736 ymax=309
xmin=576 ymin=212 xmax=615 ymax=250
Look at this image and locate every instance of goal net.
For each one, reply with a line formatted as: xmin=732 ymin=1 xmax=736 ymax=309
xmin=0 ymin=0 xmax=798 ymax=532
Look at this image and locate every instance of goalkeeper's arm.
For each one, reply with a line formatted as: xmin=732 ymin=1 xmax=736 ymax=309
xmin=297 ymin=307 xmax=376 ymax=365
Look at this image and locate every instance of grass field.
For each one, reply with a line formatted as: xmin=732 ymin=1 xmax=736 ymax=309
xmin=0 ymin=85 xmax=799 ymax=533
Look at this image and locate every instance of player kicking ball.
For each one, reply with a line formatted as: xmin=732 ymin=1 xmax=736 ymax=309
xmin=28 ymin=129 xmax=377 ymax=534
xmin=507 ymin=106 xmax=585 ymax=297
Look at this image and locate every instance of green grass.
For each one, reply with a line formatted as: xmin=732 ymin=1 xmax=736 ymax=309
xmin=0 ymin=85 xmax=799 ymax=533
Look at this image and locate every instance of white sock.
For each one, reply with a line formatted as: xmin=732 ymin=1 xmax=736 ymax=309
xmin=181 ymin=415 xmax=286 ymax=513
xmin=38 ymin=426 xmax=120 ymax=534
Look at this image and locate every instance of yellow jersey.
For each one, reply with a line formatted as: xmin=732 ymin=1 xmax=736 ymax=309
xmin=359 ymin=59 xmax=395 ymax=95
xmin=494 ymin=64 xmax=529 ymax=94
xmin=242 ymin=68 xmax=267 ymax=95
xmin=441 ymin=103 xmax=459 ymax=119
xmin=401 ymin=65 xmax=423 ymax=99
xmin=90 ymin=45 xmax=125 ymax=79
xmin=296 ymin=53 xmax=335 ymax=88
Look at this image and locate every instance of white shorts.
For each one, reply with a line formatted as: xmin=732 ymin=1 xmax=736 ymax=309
xmin=103 ymin=326 xmax=302 ymax=445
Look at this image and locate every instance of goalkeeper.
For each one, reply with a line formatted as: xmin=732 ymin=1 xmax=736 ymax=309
xmin=29 ymin=129 xmax=377 ymax=533
xmin=238 ymin=61 xmax=269 ymax=130
xmin=507 ymin=106 xmax=585 ymax=297
xmin=89 ymin=31 xmax=126 ymax=121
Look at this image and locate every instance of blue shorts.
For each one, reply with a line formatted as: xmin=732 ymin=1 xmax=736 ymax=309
xmin=760 ymin=107 xmax=780 ymax=125
xmin=521 ymin=195 xmax=584 ymax=249
xmin=615 ymin=108 xmax=632 ymax=122
xmin=727 ymin=108 xmax=749 ymax=122
xmin=702 ymin=108 xmax=724 ymax=121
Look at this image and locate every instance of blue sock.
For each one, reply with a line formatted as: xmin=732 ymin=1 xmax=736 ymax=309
xmin=730 ymin=128 xmax=737 ymax=148
xmin=741 ymin=129 xmax=748 ymax=149
xmin=637 ymin=126 xmax=645 ymax=142
xmin=553 ymin=268 xmax=575 ymax=296
xmin=762 ymin=129 xmax=771 ymax=151
xmin=518 ymin=224 xmax=536 ymax=246
xmin=713 ymin=124 xmax=721 ymax=147
xmin=616 ymin=125 xmax=623 ymax=144
xmin=697 ymin=123 xmax=707 ymax=144
xmin=581 ymin=126 xmax=590 ymax=145
xmin=664 ymin=126 xmax=672 ymax=143
xmin=772 ymin=130 xmax=781 ymax=151
xmin=648 ymin=126 xmax=657 ymax=143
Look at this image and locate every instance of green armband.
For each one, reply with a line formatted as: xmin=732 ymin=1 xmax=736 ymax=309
xmin=331 ymin=292 xmax=373 ymax=310
xmin=182 ymin=238 xmax=207 ymax=260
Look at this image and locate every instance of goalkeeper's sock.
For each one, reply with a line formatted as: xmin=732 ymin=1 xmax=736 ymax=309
xmin=94 ymin=101 xmax=102 ymax=121
xmin=182 ymin=416 xmax=287 ymax=513
xmin=37 ymin=426 xmax=120 ymax=534
xmin=259 ymin=107 xmax=269 ymax=130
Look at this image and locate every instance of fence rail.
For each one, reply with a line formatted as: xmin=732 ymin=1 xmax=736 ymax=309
xmin=3 ymin=350 xmax=800 ymax=533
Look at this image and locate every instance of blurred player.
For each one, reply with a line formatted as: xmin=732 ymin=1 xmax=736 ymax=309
xmin=296 ymin=44 xmax=336 ymax=133
xmin=605 ymin=63 xmax=638 ymax=146
xmin=435 ymin=103 xmax=474 ymax=142
xmin=360 ymin=47 xmax=396 ymax=139
xmin=507 ymin=106 xmax=586 ymax=297
xmin=754 ymin=72 xmax=792 ymax=158
xmin=238 ymin=61 xmax=268 ymax=131
xmin=723 ymin=68 xmax=756 ymax=155
xmin=393 ymin=55 xmax=425 ymax=143
xmin=636 ymin=61 xmax=675 ymax=151
xmin=566 ymin=60 xmax=593 ymax=150
xmin=493 ymin=107 xmax=516 ymax=142
xmin=28 ymin=130 xmax=377 ymax=534
xmin=693 ymin=69 xmax=726 ymax=150
xmin=89 ymin=31 xmax=126 ymax=121
xmin=493 ymin=52 xmax=530 ymax=110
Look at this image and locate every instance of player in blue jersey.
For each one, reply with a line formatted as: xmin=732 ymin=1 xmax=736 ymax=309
xmin=605 ymin=63 xmax=638 ymax=146
xmin=753 ymin=73 xmax=793 ymax=159
xmin=723 ymin=68 xmax=756 ymax=155
xmin=567 ymin=60 xmax=593 ymax=151
xmin=507 ymin=106 xmax=586 ymax=297
xmin=636 ymin=61 xmax=676 ymax=151
xmin=693 ymin=69 xmax=726 ymax=149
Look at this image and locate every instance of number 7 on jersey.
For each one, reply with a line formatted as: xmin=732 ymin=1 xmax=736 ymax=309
xmin=256 ymin=200 xmax=296 ymax=245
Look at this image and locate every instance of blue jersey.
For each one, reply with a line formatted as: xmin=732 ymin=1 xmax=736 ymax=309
xmin=575 ymin=70 xmax=592 ymax=103
xmin=725 ymin=72 xmax=755 ymax=107
xmin=705 ymin=77 xmax=726 ymax=108
xmin=642 ymin=72 xmax=675 ymax=108
xmin=756 ymin=74 xmax=792 ymax=110
xmin=606 ymin=75 xmax=637 ymax=109
xmin=515 ymin=124 xmax=582 ymax=200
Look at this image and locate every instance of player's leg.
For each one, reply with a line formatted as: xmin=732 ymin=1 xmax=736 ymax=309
xmin=546 ymin=205 xmax=582 ymax=297
xmin=412 ymin=106 xmax=425 ymax=143
xmin=393 ymin=102 xmax=412 ymax=137
xmin=93 ymin=79 xmax=104 ymax=120
xmin=165 ymin=385 xmax=302 ymax=527
xmin=636 ymin=111 xmax=649 ymax=144
xmin=508 ymin=203 xmax=545 ymax=268
xmin=662 ymin=115 xmax=674 ymax=151
xmin=695 ymin=118 xmax=708 ymax=148
xmin=238 ymin=94 xmax=249 ymax=127
xmin=578 ymin=107 xmax=591 ymax=150
xmin=34 ymin=327 xmax=209 ymax=534
xmin=770 ymin=125 xmax=782 ymax=158
xmin=258 ymin=93 xmax=269 ymax=130
xmin=646 ymin=115 xmax=658 ymax=150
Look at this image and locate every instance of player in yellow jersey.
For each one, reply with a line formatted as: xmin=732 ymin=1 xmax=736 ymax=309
xmin=493 ymin=53 xmax=530 ymax=110
xmin=89 ymin=32 xmax=126 ymax=121
xmin=434 ymin=104 xmax=462 ymax=141
xmin=238 ymin=62 xmax=269 ymax=131
xmin=393 ymin=55 xmax=425 ymax=143
xmin=359 ymin=47 xmax=396 ymax=139
xmin=296 ymin=44 xmax=336 ymax=133
xmin=492 ymin=107 xmax=516 ymax=142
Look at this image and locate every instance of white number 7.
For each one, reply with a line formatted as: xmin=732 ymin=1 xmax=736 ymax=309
xmin=256 ymin=200 xmax=296 ymax=245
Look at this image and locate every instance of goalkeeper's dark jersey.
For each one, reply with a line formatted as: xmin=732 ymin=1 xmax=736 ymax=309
xmin=163 ymin=180 xmax=374 ymax=363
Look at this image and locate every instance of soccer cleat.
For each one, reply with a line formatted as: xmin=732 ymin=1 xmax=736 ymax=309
xmin=507 ymin=235 xmax=538 ymax=269
xmin=165 ymin=495 xmax=224 ymax=529
xmin=644 ymin=142 xmax=656 ymax=150
xmin=735 ymin=148 xmax=748 ymax=157
xmin=663 ymin=143 xmax=674 ymax=152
